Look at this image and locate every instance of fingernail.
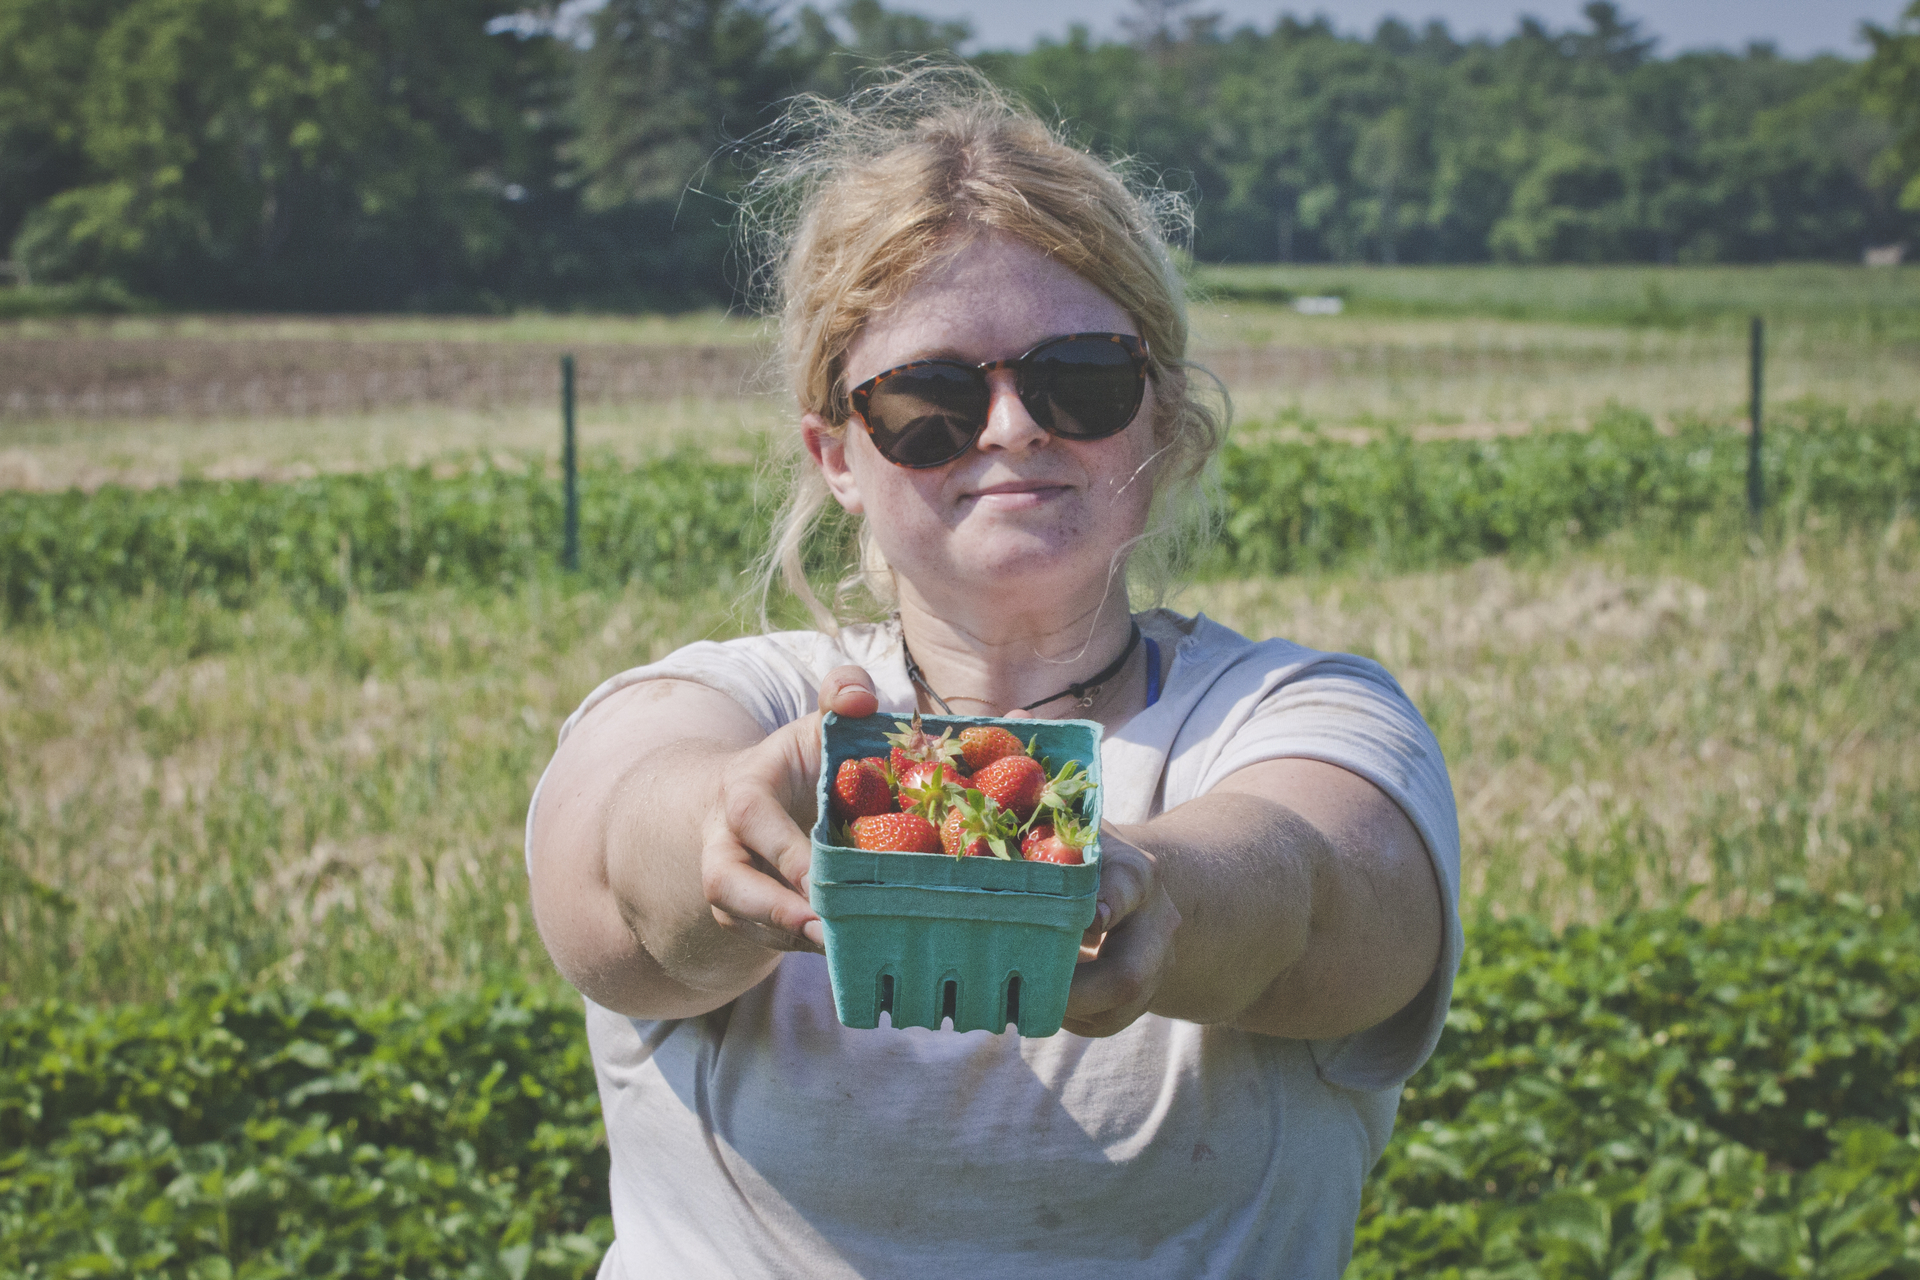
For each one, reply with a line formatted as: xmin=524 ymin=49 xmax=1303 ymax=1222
xmin=803 ymin=920 xmax=825 ymax=948
xmin=1094 ymin=902 xmax=1112 ymax=933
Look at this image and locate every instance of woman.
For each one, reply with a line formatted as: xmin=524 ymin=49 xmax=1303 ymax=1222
xmin=527 ymin=73 xmax=1461 ymax=1279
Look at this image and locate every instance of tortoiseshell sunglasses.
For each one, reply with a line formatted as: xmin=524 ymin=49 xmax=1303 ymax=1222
xmin=847 ymin=332 xmax=1149 ymax=469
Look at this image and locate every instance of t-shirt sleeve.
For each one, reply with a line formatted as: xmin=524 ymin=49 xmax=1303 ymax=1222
xmin=1192 ymin=651 xmax=1464 ymax=1095
xmin=557 ymin=636 xmax=833 ymax=744
xmin=524 ymin=632 xmax=847 ymax=877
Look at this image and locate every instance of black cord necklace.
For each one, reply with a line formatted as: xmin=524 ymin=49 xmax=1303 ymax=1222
xmin=901 ymin=621 xmax=1142 ymax=716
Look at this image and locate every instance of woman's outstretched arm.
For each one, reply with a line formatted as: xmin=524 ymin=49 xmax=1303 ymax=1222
xmin=526 ymin=668 xmax=878 ymax=1019
xmin=1065 ymin=758 xmax=1443 ymax=1041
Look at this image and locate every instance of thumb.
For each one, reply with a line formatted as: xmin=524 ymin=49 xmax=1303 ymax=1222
xmin=818 ymin=665 xmax=879 ymax=718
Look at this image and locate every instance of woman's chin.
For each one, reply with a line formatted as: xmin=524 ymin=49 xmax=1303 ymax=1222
xmin=923 ymin=537 xmax=1117 ymax=607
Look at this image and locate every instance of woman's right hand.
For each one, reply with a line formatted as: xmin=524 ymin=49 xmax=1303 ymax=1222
xmin=699 ymin=665 xmax=880 ymax=954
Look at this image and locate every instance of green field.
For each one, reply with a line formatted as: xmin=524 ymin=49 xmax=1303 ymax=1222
xmin=4 ymin=505 xmax=1914 ymax=1005
xmin=2 ymin=267 xmax=1917 ymax=1276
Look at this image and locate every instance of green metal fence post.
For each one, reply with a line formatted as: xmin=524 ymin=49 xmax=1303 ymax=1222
xmin=1747 ymin=316 xmax=1763 ymax=532
xmin=562 ymin=353 xmax=579 ymax=572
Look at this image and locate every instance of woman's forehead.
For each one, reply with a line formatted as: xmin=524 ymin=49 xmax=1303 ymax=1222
xmin=842 ymin=234 xmax=1135 ymax=383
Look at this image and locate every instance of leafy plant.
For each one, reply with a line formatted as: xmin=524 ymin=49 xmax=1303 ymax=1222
xmin=5 ymin=895 xmax=1914 ymax=1276
xmin=0 ymin=984 xmax=609 ymax=1279
xmin=1210 ymin=402 xmax=1920 ymax=576
xmin=1357 ymin=890 xmax=1920 ymax=1278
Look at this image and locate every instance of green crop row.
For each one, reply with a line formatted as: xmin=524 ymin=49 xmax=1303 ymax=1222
xmin=2 ymin=404 xmax=1916 ymax=620
xmin=1212 ymin=404 xmax=1920 ymax=577
xmin=4 ymin=892 xmax=1914 ymax=1278
xmin=0 ymin=451 xmax=776 ymax=619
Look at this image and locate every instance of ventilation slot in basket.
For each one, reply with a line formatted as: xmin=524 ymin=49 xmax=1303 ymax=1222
xmin=941 ymin=979 xmax=958 ymax=1026
xmin=1004 ymin=974 xmax=1022 ymax=1029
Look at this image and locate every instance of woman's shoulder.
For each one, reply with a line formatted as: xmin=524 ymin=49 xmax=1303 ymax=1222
xmin=675 ymin=620 xmax=903 ymax=686
xmin=562 ymin=621 xmax=905 ymax=743
xmin=1142 ymin=606 xmax=1424 ymax=747
xmin=1139 ymin=606 xmax=1341 ymax=680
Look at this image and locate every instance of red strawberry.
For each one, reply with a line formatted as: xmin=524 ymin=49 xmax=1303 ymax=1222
xmin=896 ymin=760 xmax=964 ymax=814
xmin=942 ymin=806 xmax=990 ymax=858
xmin=1020 ymin=822 xmax=1086 ymax=865
xmin=831 ymin=757 xmax=895 ymax=822
xmin=885 ymin=714 xmax=962 ymax=780
xmin=971 ymin=752 xmax=1046 ymax=821
xmin=958 ymin=725 xmax=1026 ymax=773
xmin=851 ymin=812 xmax=941 ymax=854
xmin=940 ymin=790 xmax=1019 ymax=859
xmin=1032 ymin=758 xmax=1096 ymax=825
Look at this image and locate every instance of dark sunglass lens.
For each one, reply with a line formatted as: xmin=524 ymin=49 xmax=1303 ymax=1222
xmin=1020 ymin=339 xmax=1143 ymax=439
xmin=865 ymin=364 xmax=989 ymax=467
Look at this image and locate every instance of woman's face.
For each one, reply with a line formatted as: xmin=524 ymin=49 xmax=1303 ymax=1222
xmin=805 ymin=233 xmax=1159 ymax=621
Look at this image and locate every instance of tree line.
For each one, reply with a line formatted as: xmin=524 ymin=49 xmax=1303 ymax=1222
xmin=2 ymin=0 xmax=1917 ymax=312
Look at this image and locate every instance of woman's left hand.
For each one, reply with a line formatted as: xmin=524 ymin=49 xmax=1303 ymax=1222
xmin=1061 ymin=825 xmax=1182 ymax=1037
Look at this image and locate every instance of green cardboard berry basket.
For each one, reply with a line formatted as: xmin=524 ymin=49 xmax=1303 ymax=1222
xmin=810 ymin=711 xmax=1103 ymax=1037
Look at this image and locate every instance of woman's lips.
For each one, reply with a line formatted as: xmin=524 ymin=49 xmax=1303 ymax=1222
xmin=964 ymin=479 xmax=1070 ymax=502
xmin=963 ymin=481 xmax=1070 ymax=510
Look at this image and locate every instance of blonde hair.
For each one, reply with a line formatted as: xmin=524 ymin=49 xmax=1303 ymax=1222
xmin=745 ymin=66 xmax=1225 ymax=630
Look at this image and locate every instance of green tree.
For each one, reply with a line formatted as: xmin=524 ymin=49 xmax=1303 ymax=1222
xmin=8 ymin=0 xmax=566 ymax=307
xmin=572 ymin=0 xmax=794 ymax=209
xmin=1863 ymin=0 xmax=1920 ymax=213
xmin=0 ymin=0 xmax=125 ymax=276
xmin=571 ymin=0 xmax=969 ymax=211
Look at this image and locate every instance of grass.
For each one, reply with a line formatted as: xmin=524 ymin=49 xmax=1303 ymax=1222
xmin=0 ymin=581 xmax=753 ymax=1005
xmin=0 ymin=397 xmax=785 ymax=492
xmin=0 ymin=309 xmax=766 ymax=346
xmin=3 ymin=517 xmax=1914 ymax=1007
xmin=1186 ymin=517 xmax=1920 ymax=923
xmin=1190 ymin=311 xmax=1920 ymax=436
xmin=1190 ymin=262 xmax=1920 ymax=327
xmin=1186 ymin=262 xmax=1920 ymax=431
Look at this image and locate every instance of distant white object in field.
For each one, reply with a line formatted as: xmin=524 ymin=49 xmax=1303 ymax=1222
xmin=1293 ymin=295 xmax=1344 ymax=315
xmin=1864 ymin=243 xmax=1906 ymax=267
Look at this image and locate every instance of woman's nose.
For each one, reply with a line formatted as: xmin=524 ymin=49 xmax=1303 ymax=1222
xmin=973 ymin=368 xmax=1049 ymax=454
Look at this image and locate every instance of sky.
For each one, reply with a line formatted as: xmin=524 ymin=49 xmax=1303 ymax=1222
xmin=935 ymin=0 xmax=1911 ymax=58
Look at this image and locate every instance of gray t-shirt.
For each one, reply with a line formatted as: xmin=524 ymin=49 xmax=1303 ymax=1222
xmin=528 ymin=610 xmax=1462 ymax=1279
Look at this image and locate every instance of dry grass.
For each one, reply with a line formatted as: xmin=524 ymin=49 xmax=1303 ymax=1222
xmin=3 ymin=522 xmax=1913 ymax=1005
xmin=1190 ymin=312 xmax=1920 ymax=435
xmin=0 ymin=309 xmax=767 ymax=346
xmin=0 ymin=583 xmax=754 ymax=1004
xmin=0 ymin=396 xmax=787 ymax=491
xmin=1184 ymin=518 xmax=1920 ymax=924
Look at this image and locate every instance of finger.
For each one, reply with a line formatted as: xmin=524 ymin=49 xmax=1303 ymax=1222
xmin=1064 ymin=930 xmax=1152 ymax=1034
xmin=1064 ymin=887 xmax=1181 ymax=1037
xmin=704 ymin=777 xmax=820 ymax=942
xmin=703 ymin=844 xmax=822 ymax=950
xmin=1091 ymin=829 xmax=1154 ymax=933
xmin=818 ymin=665 xmax=879 ymax=718
xmin=711 ymin=903 xmax=824 ymax=953
xmin=718 ymin=762 xmax=818 ymax=895
xmin=1063 ymin=928 xmax=1164 ymax=1036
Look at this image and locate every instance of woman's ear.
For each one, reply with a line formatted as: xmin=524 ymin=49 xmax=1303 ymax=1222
xmin=804 ymin=414 xmax=864 ymax=515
